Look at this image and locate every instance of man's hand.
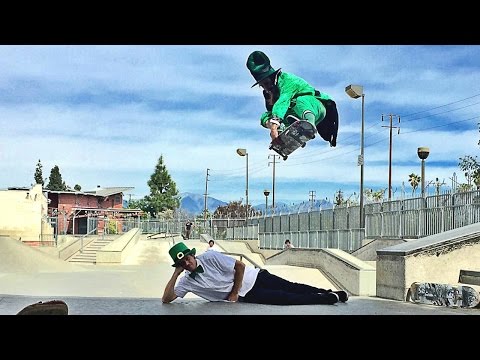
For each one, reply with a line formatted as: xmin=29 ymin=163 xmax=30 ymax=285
xmin=270 ymin=125 xmax=279 ymax=140
xmin=227 ymin=260 xmax=245 ymax=302
xmin=267 ymin=117 xmax=281 ymax=140
xmin=174 ymin=266 xmax=184 ymax=276
xmin=227 ymin=292 xmax=239 ymax=302
xmin=162 ymin=266 xmax=184 ymax=303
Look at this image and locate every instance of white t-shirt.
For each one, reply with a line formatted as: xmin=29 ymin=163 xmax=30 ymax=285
xmin=174 ymin=250 xmax=260 ymax=301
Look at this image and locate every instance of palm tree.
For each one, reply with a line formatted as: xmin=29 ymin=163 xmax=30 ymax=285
xmin=408 ymin=173 xmax=421 ymax=196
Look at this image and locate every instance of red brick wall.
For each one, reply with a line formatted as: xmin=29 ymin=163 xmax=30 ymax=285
xmin=48 ymin=192 xmax=125 ymax=235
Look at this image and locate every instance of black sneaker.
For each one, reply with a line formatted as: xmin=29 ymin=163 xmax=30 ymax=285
xmin=325 ymin=292 xmax=339 ymax=305
xmin=333 ymin=290 xmax=349 ymax=302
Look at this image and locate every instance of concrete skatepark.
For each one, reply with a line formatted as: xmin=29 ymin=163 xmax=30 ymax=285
xmin=1 ymin=225 xmax=480 ymax=315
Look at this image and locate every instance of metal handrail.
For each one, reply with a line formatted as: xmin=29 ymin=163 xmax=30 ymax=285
xmin=221 ymin=251 xmax=263 ymax=269
xmin=80 ymin=227 xmax=99 ymax=253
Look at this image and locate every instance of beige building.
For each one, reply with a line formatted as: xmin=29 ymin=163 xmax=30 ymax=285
xmin=0 ymin=184 xmax=53 ymax=246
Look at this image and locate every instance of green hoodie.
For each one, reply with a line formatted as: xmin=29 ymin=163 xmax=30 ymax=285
xmin=260 ymin=71 xmax=331 ymax=128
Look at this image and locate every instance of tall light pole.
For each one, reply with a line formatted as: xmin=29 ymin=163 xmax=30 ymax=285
xmin=345 ymin=84 xmax=365 ymax=228
xmin=268 ymin=154 xmax=280 ymax=212
xmin=236 ymin=148 xmax=249 ymax=221
xmin=263 ymin=189 xmax=270 ymax=215
xmin=204 ymin=168 xmax=210 ymax=227
xmin=417 ymin=147 xmax=430 ymax=198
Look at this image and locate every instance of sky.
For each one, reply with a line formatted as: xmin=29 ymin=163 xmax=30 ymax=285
xmin=1 ymin=45 xmax=479 ymax=207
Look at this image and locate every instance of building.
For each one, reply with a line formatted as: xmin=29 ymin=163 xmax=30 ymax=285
xmin=46 ymin=186 xmax=142 ymax=237
xmin=0 ymin=184 xmax=142 ymax=247
xmin=0 ymin=184 xmax=53 ymax=246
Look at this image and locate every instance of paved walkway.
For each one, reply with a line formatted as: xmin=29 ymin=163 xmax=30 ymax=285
xmin=1 ymin=235 xmax=479 ymax=315
xmin=2 ymin=293 xmax=479 ymax=315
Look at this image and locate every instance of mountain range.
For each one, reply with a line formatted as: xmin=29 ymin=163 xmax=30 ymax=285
xmin=179 ymin=192 xmax=333 ymax=216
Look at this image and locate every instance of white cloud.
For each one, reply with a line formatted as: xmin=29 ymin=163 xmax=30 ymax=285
xmin=1 ymin=45 xmax=479 ymax=204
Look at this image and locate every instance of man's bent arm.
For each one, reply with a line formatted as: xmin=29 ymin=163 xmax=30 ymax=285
xmin=227 ymin=260 xmax=245 ymax=302
xmin=162 ymin=267 xmax=183 ymax=303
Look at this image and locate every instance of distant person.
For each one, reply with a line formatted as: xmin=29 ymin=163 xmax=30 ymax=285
xmin=184 ymin=220 xmax=194 ymax=240
xmin=284 ymin=239 xmax=294 ymax=249
xmin=162 ymin=242 xmax=348 ymax=305
xmin=206 ymin=239 xmax=216 ymax=251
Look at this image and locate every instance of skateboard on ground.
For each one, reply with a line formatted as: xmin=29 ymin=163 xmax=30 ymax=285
xmin=407 ymin=282 xmax=480 ymax=308
xmin=17 ymin=300 xmax=68 ymax=315
xmin=269 ymin=116 xmax=317 ymax=160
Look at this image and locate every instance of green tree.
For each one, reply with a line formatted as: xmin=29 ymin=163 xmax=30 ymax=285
xmin=144 ymin=155 xmax=180 ymax=217
xmin=127 ymin=198 xmax=149 ymax=219
xmin=34 ymin=159 xmax=44 ymax=187
xmin=408 ymin=173 xmax=421 ymax=196
xmin=74 ymin=184 xmax=82 ymax=191
xmin=458 ymin=155 xmax=479 ymax=187
xmin=46 ymin=165 xmax=67 ymax=191
xmin=214 ymin=200 xmax=251 ymax=218
xmin=364 ymin=188 xmax=386 ymax=202
xmin=334 ymin=190 xmax=344 ymax=206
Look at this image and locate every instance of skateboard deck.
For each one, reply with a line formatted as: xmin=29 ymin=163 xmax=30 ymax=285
xmin=269 ymin=117 xmax=317 ymax=160
xmin=408 ymin=282 xmax=480 ymax=308
xmin=17 ymin=300 xmax=69 ymax=315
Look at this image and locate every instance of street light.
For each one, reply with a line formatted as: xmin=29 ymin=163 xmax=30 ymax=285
xmin=236 ymin=148 xmax=249 ymax=221
xmin=345 ymin=84 xmax=365 ymax=228
xmin=417 ymin=147 xmax=430 ymax=198
xmin=263 ymin=189 xmax=270 ymax=215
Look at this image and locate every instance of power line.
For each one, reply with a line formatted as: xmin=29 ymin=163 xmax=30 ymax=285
xmin=401 ymin=100 xmax=480 ymax=123
xmin=401 ymin=93 xmax=480 ymax=118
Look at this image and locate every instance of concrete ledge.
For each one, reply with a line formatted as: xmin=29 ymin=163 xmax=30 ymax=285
xmin=352 ymin=238 xmax=406 ymax=261
xmin=266 ymin=248 xmax=376 ymax=296
xmin=376 ymin=223 xmax=480 ymax=301
xmin=96 ymin=228 xmax=142 ymax=264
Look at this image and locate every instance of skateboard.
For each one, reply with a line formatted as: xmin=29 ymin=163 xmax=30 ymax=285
xmin=407 ymin=282 xmax=480 ymax=308
xmin=269 ymin=116 xmax=317 ymax=160
xmin=17 ymin=300 xmax=69 ymax=315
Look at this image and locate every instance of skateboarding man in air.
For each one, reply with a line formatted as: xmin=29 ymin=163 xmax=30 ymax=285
xmin=246 ymin=50 xmax=339 ymax=147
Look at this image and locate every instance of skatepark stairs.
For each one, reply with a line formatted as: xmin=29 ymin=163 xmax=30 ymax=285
xmin=67 ymin=228 xmax=142 ymax=265
xmin=66 ymin=236 xmax=115 ymax=264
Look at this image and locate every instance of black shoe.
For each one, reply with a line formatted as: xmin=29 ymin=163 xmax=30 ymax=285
xmin=333 ymin=290 xmax=348 ymax=302
xmin=324 ymin=292 xmax=339 ymax=305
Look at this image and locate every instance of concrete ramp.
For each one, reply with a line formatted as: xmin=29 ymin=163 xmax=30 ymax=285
xmin=267 ymin=248 xmax=376 ymax=296
xmin=0 ymin=236 xmax=347 ymax=300
xmin=0 ymin=236 xmax=88 ymax=273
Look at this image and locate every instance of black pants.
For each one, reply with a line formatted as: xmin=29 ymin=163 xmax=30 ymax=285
xmin=239 ymin=270 xmax=333 ymax=305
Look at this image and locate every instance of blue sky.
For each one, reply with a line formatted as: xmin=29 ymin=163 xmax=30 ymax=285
xmin=1 ymin=45 xmax=479 ymax=206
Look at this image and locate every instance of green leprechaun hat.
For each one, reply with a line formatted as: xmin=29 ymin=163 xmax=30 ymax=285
xmin=169 ymin=242 xmax=196 ymax=267
xmin=246 ymin=50 xmax=281 ymax=88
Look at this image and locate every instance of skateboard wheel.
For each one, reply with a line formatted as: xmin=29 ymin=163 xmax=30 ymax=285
xmin=283 ymin=156 xmax=288 ymax=161
xmin=301 ymin=143 xmax=306 ymax=148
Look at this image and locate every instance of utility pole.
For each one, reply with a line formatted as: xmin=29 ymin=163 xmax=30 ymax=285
xmin=382 ymin=114 xmax=400 ymax=200
xmin=203 ymin=168 xmax=210 ymax=227
xmin=309 ymin=190 xmax=316 ymax=209
xmin=434 ymin=177 xmax=446 ymax=196
xmin=268 ymin=154 xmax=281 ymax=212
